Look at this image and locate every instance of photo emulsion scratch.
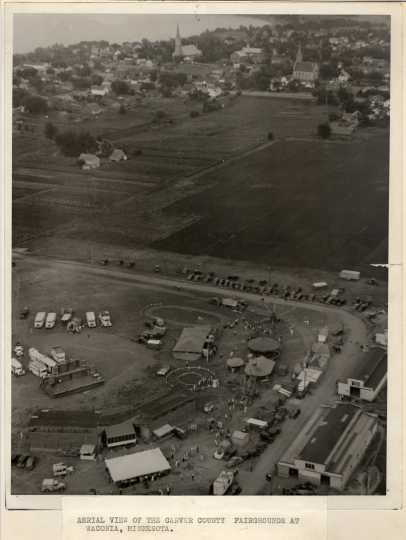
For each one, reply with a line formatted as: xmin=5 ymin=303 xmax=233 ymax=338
xmin=10 ymin=11 xmax=390 ymax=500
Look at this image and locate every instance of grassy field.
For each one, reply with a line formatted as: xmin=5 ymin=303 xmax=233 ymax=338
xmin=12 ymin=95 xmax=388 ymax=274
xmin=156 ymin=130 xmax=389 ymax=274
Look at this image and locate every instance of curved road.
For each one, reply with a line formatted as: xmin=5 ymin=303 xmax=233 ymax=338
xmin=13 ymin=253 xmax=368 ymax=494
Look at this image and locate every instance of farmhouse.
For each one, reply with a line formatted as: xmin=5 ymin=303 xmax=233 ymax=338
xmin=337 ymin=349 xmax=387 ymax=402
xmin=292 ymin=45 xmax=319 ymax=84
xmin=277 ymin=403 xmax=378 ymax=490
xmin=172 ymin=325 xmax=214 ymax=362
xmin=105 ymin=448 xmax=171 ymax=487
xmin=79 ymin=153 xmax=100 ymax=170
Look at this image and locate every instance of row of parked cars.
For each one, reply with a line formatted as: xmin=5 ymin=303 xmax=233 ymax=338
xmin=11 ymin=453 xmax=37 ymax=470
xmin=33 ymin=309 xmax=112 ymax=329
xmin=184 ymin=272 xmax=352 ymax=308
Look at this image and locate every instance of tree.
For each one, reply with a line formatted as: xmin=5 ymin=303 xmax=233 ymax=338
xmin=44 ymin=122 xmax=58 ymax=140
xmin=91 ymin=74 xmax=103 ymax=86
xmin=55 ymin=130 xmax=97 ymax=157
xmin=111 ymin=79 xmax=131 ymax=95
xmin=317 ymin=122 xmax=331 ymax=139
xmin=23 ymin=95 xmax=48 ymax=114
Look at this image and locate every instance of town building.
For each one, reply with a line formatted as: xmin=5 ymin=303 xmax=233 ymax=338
xmin=337 ymin=350 xmax=387 ymax=402
xmin=230 ymin=46 xmax=266 ymax=66
xmin=277 ymin=403 xmax=378 ymax=490
xmin=292 ymin=44 xmax=319 ymax=84
xmin=173 ymin=25 xmax=202 ymax=61
xmin=105 ymin=448 xmax=171 ymax=487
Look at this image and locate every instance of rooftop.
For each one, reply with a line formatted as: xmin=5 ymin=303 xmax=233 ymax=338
xmin=29 ymin=409 xmax=99 ymax=429
xmin=350 ymin=349 xmax=387 ymax=389
xmin=173 ymin=325 xmax=212 ymax=356
xmin=294 ymin=61 xmax=318 ymax=73
xmin=105 ymin=421 xmax=136 ymax=440
xmin=105 ymin=448 xmax=171 ymax=483
xmin=299 ymin=403 xmax=358 ymax=464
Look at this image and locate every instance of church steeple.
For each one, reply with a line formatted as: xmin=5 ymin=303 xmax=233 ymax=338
xmin=174 ymin=24 xmax=183 ymax=57
xmin=295 ymin=43 xmax=303 ymax=64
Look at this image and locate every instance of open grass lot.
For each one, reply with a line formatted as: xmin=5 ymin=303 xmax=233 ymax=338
xmin=156 ymin=129 xmax=389 ymax=274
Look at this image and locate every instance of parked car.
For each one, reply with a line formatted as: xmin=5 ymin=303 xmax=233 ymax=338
xmin=98 ymin=310 xmax=112 ymax=327
xmin=16 ymin=454 xmax=29 ymax=468
xmin=25 ymin=456 xmax=37 ymax=471
xmin=19 ymin=306 xmax=29 ymax=319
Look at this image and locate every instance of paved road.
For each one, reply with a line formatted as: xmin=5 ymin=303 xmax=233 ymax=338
xmin=13 ymin=253 xmax=369 ymax=494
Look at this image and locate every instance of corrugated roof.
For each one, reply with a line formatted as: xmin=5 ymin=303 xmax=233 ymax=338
xmin=105 ymin=448 xmax=171 ymax=482
xmin=350 ymin=349 xmax=387 ymax=389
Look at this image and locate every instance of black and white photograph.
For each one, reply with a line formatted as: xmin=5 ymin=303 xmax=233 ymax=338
xmin=8 ymin=8 xmax=395 ymax=502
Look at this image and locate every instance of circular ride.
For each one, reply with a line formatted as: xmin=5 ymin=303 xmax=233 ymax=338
xmin=166 ymin=366 xmax=217 ymax=391
xmin=247 ymin=336 xmax=281 ymax=359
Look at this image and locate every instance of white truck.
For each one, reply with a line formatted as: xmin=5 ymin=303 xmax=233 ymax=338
xmin=45 ymin=312 xmax=57 ymax=329
xmin=28 ymin=348 xmax=57 ymax=375
xmin=50 ymin=346 xmax=66 ymax=364
xmin=213 ymin=470 xmax=234 ymax=495
xmin=28 ymin=358 xmax=48 ymax=378
xmin=41 ymin=478 xmax=66 ymax=492
xmin=14 ymin=343 xmax=24 ymax=358
xmin=11 ymin=357 xmax=25 ymax=376
xmin=86 ymin=311 xmax=96 ymax=328
xmin=98 ymin=310 xmax=112 ymax=327
xmin=34 ymin=312 xmax=46 ymax=329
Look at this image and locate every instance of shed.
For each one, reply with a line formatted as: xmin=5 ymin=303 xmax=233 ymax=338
xmin=105 ymin=448 xmax=171 ymax=485
xmin=152 ymin=424 xmax=174 ymax=439
xmin=104 ymin=421 xmax=137 ymax=448
xmin=80 ymin=444 xmax=96 ymax=460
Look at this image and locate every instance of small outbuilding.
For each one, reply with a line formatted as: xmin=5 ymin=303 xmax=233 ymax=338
xmin=79 ymin=153 xmax=100 ymax=170
xmin=109 ymin=148 xmax=127 ymax=162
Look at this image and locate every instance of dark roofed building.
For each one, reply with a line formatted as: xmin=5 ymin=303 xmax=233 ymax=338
xmin=278 ymin=403 xmax=378 ymax=491
xmin=337 ymin=349 xmax=387 ymax=402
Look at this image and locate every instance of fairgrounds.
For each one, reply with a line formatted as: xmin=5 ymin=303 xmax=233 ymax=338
xmin=11 ymin=254 xmax=385 ymax=496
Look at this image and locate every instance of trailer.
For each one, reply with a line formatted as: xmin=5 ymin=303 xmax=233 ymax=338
xmin=28 ymin=348 xmax=57 ymax=374
xmin=213 ymin=470 xmax=234 ymax=495
xmin=339 ymin=270 xmax=360 ymax=281
xmin=11 ymin=357 xmax=25 ymax=376
xmin=28 ymin=358 xmax=48 ymax=378
xmin=86 ymin=311 xmax=97 ymax=328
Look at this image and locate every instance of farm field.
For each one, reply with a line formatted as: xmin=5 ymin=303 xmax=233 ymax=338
xmin=12 ymin=95 xmax=388 ymax=274
xmin=156 ymin=129 xmax=389 ymax=274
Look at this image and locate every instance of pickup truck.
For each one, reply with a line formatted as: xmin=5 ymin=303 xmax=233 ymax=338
xmin=86 ymin=311 xmax=97 ymax=328
xmin=45 ymin=312 xmax=57 ymax=329
xmin=34 ymin=312 xmax=46 ymax=329
xmin=41 ymin=478 xmax=66 ymax=492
